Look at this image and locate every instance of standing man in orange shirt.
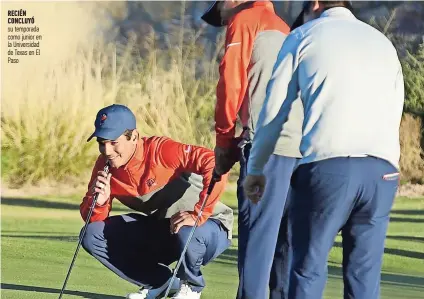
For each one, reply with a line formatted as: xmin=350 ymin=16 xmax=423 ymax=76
xmin=201 ymin=1 xmax=303 ymax=299
xmin=80 ymin=104 xmax=233 ymax=299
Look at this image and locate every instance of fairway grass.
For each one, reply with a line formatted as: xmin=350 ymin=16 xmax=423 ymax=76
xmin=1 ymin=191 xmax=424 ymax=298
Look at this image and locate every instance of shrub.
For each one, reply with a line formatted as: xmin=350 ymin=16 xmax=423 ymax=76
xmin=402 ymin=43 xmax=424 ymax=114
xmin=2 ymin=2 xmax=423 ymax=188
xmin=399 ymin=113 xmax=424 ymax=184
xmin=1 ymin=29 xmax=223 ymax=187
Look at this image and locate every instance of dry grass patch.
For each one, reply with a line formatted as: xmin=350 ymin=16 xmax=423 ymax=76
xmin=399 ymin=113 xmax=424 ymax=184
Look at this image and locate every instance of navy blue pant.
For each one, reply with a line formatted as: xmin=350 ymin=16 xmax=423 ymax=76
xmin=288 ymin=157 xmax=399 ymax=299
xmin=81 ymin=213 xmax=230 ymax=295
xmin=237 ymin=144 xmax=298 ymax=299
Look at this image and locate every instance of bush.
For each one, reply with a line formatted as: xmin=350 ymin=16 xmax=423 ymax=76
xmin=1 ymin=28 xmax=223 ymax=187
xmin=402 ymin=43 xmax=424 ymax=114
xmin=399 ymin=113 xmax=424 ymax=184
xmin=2 ymin=2 xmax=423 ymax=188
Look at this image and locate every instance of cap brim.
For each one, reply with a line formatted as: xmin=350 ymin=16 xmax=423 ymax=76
xmin=201 ymin=1 xmax=224 ymax=27
xmin=86 ymin=128 xmax=123 ymax=142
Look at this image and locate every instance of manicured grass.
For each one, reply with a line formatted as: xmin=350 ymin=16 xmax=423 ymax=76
xmin=1 ymin=191 xmax=424 ymax=298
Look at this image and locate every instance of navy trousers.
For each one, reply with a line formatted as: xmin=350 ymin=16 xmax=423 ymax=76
xmin=288 ymin=157 xmax=399 ymax=299
xmin=81 ymin=213 xmax=230 ymax=295
xmin=237 ymin=144 xmax=298 ymax=299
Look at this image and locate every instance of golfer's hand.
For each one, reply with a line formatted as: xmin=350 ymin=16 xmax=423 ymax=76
xmin=243 ymin=174 xmax=266 ymax=204
xmin=170 ymin=211 xmax=196 ymax=234
xmin=91 ymin=171 xmax=112 ymax=205
xmin=214 ymin=146 xmax=232 ymax=176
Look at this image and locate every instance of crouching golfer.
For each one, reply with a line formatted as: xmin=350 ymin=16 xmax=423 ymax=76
xmin=80 ymin=104 xmax=233 ymax=299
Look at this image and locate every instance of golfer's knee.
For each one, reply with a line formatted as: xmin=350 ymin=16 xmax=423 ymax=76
xmin=81 ymin=221 xmax=104 ymax=253
xmin=176 ymin=226 xmax=205 ymax=247
xmin=293 ymin=261 xmax=325 ymax=282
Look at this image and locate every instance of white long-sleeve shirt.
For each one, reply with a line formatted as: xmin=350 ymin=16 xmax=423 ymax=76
xmin=247 ymin=7 xmax=404 ymax=176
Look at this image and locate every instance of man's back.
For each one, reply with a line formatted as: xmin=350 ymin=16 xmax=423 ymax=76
xmin=294 ymin=7 xmax=404 ymax=167
xmin=216 ymin=0 xmax=303 ymax=157
xmin=240 ymin=3 xmax=303 ymax=157
xmin=244 ymin=6 xmax=405 ymax=299
xmin=211 ymin=2 xmax=304 ymax=298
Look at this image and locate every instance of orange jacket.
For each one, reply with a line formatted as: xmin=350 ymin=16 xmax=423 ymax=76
xmin=80 ymin=137 xmax=229 ymax=226
xmin=215 ymin=0 xmax=291 ymax=148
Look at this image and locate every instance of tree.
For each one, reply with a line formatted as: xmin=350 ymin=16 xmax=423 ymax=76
xmin=402 ymin=43 xmax=424 ymax=115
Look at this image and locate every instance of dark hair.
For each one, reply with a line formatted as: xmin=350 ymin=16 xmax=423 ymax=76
xmin=319 ymin=1 xmax=353 ymax=11
xmin=96 ymin=129 xmax=137 ymax=143
xmin=291 ymin=1 xmax=353 ymax=31
xmin=123 ymin=129 xmax=136 ymax=141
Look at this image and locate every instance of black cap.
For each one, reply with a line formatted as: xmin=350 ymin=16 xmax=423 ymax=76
xmin=290 ymin=1 xmax=354 ymax=31
xmin=290 ymin=1 xmax=312 ymax=30
xmin=201 ymin=1 xmax=255 ymax=27
xmin=201 ymin=1 xmax=225 ymax=27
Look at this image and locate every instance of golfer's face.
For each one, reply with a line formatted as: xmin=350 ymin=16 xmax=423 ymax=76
xmin=97 ymin=134 xmax=134 ymax=168
xmin=219 ymin=0 xmax=240 ymax=19
xmin=221 ymin=0 xmax=237 ymax=11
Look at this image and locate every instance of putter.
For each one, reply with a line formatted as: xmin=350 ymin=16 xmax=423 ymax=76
xmin=58 ymin=161 xmax=110 ymax=299
xmin=162 ymin=170 xmax=221 ymax=298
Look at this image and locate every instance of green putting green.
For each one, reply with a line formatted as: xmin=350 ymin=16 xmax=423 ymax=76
xmin=1 ymin=192 xmax=423 ymax=298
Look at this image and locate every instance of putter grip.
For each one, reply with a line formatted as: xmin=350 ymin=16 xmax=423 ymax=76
xmin=207 ymin=169 xmax=221 ymax=195
xmin=90 ymin=161 xmax=110 ymax=209
xmin=57 ymin=160 xmax=111 ymax=299
xmin=102 ymin=161 xmax=110 ymax=175
xmin=96 ymin=162 xmax=110 ymax=190
xmin=102 ymin=162 xmax=110 ymax=177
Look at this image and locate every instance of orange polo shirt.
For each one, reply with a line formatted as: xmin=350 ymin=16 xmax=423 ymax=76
xmin=80 ymin=136 xmax=228 ymax=225
xmin=215 ymin=0 xmax=291 ymax=147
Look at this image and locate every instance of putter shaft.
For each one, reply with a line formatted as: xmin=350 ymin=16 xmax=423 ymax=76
xmin=58 ymin=162 xmax=110 ymax=299
xmin=163 ymin=171 xmax=220 ymax=298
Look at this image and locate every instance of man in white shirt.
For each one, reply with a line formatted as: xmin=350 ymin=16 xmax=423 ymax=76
xmin=243 ymin=1 xmax=404 ymax=299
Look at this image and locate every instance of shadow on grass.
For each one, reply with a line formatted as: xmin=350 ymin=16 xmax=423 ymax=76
xmin=333 ymin=242 xmax=424 ymax=260
xmin=386 ymin=235 xmax=424 ymax=242
xmin=2 ymin=234 xmax=79 ymax=242
xmin=1 ymin=230 xmax=76 ymax=235
xmin=219 ymin=243 xmax=424 ymax=264
xmin=1 ymin=197 xmax=130 ymax=212
xmin=214 ymin=247 xmax=238 ymax=266
xmin=391 ymin=209 xmax=424 ymax=216
xmin=214 ymin=249 xmax=424 ymax=288
xmin=217 ymin=239 xmax=424 ymax=259
xmin=390 ymin=217 xmax=424 ymax=223
xmin=327 ymin=267 xmax=424 ymax=288
xmin=0 ymin=283 xmax=122 ymax=299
